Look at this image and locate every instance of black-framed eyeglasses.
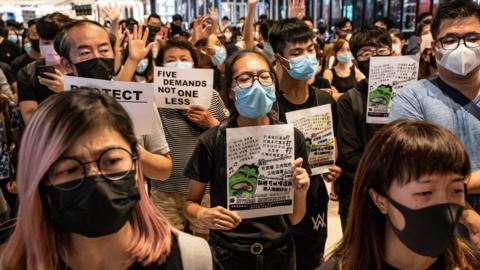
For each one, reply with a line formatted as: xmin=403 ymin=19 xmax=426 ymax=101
xmin=356 ymin=46 xmax=391 ymax=61
xmin=437 ymin=33 xmax=480 ymax=50
xmin=47 ymin=147 xmax=138 ymax=191
xmin=234 ymin=71 xmax=275 ymax=89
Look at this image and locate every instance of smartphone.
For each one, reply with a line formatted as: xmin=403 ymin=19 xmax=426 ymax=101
xmin=36 ymin=65 xmax=55 ymax=79
xmin=147 ymin=25 xmax=160 ymax=43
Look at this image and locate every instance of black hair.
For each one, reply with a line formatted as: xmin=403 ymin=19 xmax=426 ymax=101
xmin=223 ymin=49 xmax=279 ymax=114
xmin=334 ymin=17 xmax=352 ymax=30
xmin=259 ymin=19 xmax=274 ymax=41
xmin=317 ymin=20 xmax=327 ymax=34
xmin=37 ymin=12 xmax=72 ymax=40
xmin=349 ymin=25 xmax=392 ymax=58
xmin=302 ymin=16 xmax=314 ymax=24
xmin=268 ymin=18 xmax=315 ymax=56
xmin=431 ymin=0 xmax=480 ymax=39
xmin=418 ymin=12 xmax=433 ymax=23
xmin=155 ymin=39 xmax=199 ymax=68
xmin=238 ymin=17 xmax=246 ymax=22
xmin=147 ymin=14 xmax=161 ymax=23
xmin=54 ymin=20 xmax=116 ymax=61
xmin=259 ymin=14 xmax=268 ymax=21
xmin=374 ymin=17 xmax=393 ymax=30
xmin=222 ymin=16 xmax=230 ymax=21
xmin=27 ymin=19 xmax=37 ymax=29
xmin=172 ymin=14 xmax=183 ymax=22
xmin=416 ymin=19 xmax=432 ymax=36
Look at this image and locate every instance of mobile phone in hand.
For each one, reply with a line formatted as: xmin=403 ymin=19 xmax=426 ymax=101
xmin=36 ymin=65 xmax=55 ymax=79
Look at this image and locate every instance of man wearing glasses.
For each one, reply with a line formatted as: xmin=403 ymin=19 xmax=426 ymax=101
xmin=335 ymin=26 xmax=393 ymax=231
xmin=390 ymin=0 xmax=480 ymax=246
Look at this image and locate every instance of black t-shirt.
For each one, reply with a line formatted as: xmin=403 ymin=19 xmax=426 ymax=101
xmin=311 ymin=74 xmax=331 ymax=90
xmin=17 ymin=59 xmax=56 ymax=104
xmin=11 ymin=53 xmax=35 ymax=79
xmin=60 ymin=233 xmax=183 ymax=270
xmin=0 ymin=39 xmax=21 ymax=64
xmin=184 ymin=116 xmax=310 ymax=245
xmin=277 ymin=85 xmax=337 ymax=136
xmin=331 ymin=66 xmax=357 ymax=93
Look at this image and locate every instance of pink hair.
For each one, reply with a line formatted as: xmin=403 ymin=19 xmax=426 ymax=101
xmin=1 ymin=96 xmax=172 ymax=269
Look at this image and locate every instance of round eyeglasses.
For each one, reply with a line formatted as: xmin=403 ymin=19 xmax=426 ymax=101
xmin=47 ymin=147 xmax=138 ymax=191
xmin=234 ymin=71 xmax=275 ymax=89
xmin=356 ymin=47 xmax=391 ymax=61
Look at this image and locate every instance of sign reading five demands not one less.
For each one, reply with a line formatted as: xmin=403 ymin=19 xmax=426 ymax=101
xmin=64 ymin=76 xmax=155 ymax=135
xmin=154 ymin=67 xmax=213 ymax=109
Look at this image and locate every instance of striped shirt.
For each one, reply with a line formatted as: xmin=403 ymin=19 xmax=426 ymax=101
xmin=152 ymin=90 xmax=228 ymax=194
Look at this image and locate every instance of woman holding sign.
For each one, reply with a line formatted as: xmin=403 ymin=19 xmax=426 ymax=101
xmin=184 ymin=50 xmax=310 ymax=270
xmin=152 ymin=39 xmax=228 ymax=239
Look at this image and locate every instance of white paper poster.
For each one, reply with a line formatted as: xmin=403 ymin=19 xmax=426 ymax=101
xmin=366 ymin=55 xmax=419 ymax=124
xmin=286 ymin=104 xmax=336 ymax=175
xmin=153 ymin=67 xmax=213 ymax=109
xmin=64 ymin=76 xmax=155 ymax=135
xmin=226 ymin=124 xmax=295 ymax=219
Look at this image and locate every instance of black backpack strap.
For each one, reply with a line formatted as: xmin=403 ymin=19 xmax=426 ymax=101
xmin=428 ymin=77 xmax=480 ymax=122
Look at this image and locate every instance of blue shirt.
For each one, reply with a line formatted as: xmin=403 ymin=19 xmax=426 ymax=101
xmin=389 ymin=78 xmax=480 ymax=172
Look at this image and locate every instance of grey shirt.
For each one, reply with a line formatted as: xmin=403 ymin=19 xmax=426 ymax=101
xmin=389 ymin=78 xmax=480 ymax=172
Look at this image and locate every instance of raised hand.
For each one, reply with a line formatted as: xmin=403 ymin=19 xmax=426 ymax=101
xmin=289 ymin=0 xmax=306 ymax=19
xmin=126 ymin=24 xmax=154 ymax=63
xmin=103 ymin=2 xmax=122 ymax=23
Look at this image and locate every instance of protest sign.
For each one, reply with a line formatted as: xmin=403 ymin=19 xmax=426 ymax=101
xmin=64 ymin=76 xmax=155 ymax=135
xmin=226 ymin=124 xmax=295 ymax=219
xmin=286 ymin=104 xmax=335 ymax=175
xmin=154 ymin=67 xmax=213 ymax=109
xmin=366 ymin=55 xmax=419 ymax=124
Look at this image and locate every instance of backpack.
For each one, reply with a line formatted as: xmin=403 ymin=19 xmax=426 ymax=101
xmin=176 ymin=230 xmax=213 ymax=270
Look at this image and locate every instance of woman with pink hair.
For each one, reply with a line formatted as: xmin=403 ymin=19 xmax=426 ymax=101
xmin=0 ymin=89 xmax=212 ymax=270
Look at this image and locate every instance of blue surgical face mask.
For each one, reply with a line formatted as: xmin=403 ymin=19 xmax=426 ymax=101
xmin=234 ymin=80 xmax=276 ymax=119
xmin=164 ymin=61 xmax=194 ymax=69
xmin=24 ymin=42 xmax=32 ymax=53
xmin=211 ymin=46 xmax=226 ymax=66
xmin=135 ymin=59 xmax=149 ymax=74
xmin=263 ymin=42 xmax=274 ymax=54
xmin=283 ymin=54 xmax=318 ymax=80
xmin=7 ymin=35 xmax=18 ymax=43
xmin=337 ymin=52 xmax=353 ymax=64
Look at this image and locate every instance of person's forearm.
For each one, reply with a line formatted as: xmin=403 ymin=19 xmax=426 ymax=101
xmin=467 ymin=171 xmax=480 ymax=194
xmin=140 ymin=152 xmax=172 ymax=181
xmin=288 ymin=193 xmax=306 ymax=225
xmin=184 ymin=200 xmax=204 ymax=221
xmin=115 ymin=58 xmax=137 ymax=82
xmin=243 ymin=2 xmax=256 ymax=50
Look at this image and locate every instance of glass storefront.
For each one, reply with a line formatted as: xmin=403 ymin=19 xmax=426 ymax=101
xmin=154 ymin=0 xmax=443 ymax=33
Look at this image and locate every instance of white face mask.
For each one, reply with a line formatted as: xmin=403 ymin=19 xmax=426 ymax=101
xmin=437 ymin=44 xmax=480 ymax=76
xmin=224 ymin=32 xmax=233 ymax=40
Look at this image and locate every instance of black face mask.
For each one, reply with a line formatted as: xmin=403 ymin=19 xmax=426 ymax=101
xmin=44 ymin=172 xmax=140 ymax=238
xmin=386 ymin=196 xmax=464 ymax=257
xmin=357 ymin=60 xmax=370 ymax=78
xmin=31 ymin=39 xmax=40 ymax=52
xmin=74 ymin=58 xmax=114 ymax=80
